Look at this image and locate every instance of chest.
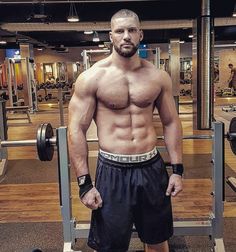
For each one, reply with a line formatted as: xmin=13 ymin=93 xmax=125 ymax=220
xmin=97 ymin=72 xmax=160 ymax=109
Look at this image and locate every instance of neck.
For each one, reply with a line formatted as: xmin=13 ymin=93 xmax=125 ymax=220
xmin=111 ymin=48 xmax=141 ymax=71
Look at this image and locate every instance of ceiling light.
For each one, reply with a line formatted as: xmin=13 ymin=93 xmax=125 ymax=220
xmin=67 ymin=2 xmax=79 ymax=22
xmin=37 ymin=48 xmax=43 ymax=51
xmin=0 ymin=40 xmax=7 ymax=44
xmin=98 ymin=44 xmax=105 ymax=48
xmin=93 ymin=31 xmax=100 ymax=42
xmin=84 ymin=31 xmax=94 ymax=35
xmin=179 ymin=41 xmax=185 ymax=44
xmin=188 ymin=34 xmax=193 ymax=38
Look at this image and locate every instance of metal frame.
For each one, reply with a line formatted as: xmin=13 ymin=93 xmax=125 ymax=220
xmin=55 ymin=121 xmax=225 ymax=252
xmin=82 ymin=49 xmax=110 ymax=70
xmin=82 ymin=48 xmax=160 ymax=70
xmin=58 ymin=88 xmax=65 ymax=126
xmin=4 ymin=57 xmax=37 ymax=112
xmin=0 ymin=122 xmax=225 ymax=251
xmin=0 ymin=99 xmax=8 ymax=179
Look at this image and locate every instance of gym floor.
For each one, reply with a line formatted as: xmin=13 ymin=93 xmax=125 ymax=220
xmin=1 ymin=96 xmax=236 ymax=252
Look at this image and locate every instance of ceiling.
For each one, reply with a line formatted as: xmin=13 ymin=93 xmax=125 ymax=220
xmin=0 ymin=0 xmax=235 ymax=51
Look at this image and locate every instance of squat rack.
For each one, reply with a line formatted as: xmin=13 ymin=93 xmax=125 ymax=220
xmin=59 ymin=122 xmax=225 ymax=252
xmin=0 ymin=121 xmax=227 ymax=252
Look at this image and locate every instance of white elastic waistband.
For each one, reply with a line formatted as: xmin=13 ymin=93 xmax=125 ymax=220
xmin=99 ymin=147 xmax=158 ymax=163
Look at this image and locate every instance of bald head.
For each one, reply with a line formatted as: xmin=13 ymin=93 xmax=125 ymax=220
xmin=111 ymin=9 xmax=140 ymax=29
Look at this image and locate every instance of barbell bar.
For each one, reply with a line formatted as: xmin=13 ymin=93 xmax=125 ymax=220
xmin=157 ymin=133 xmax=236 ymax=140
xmin=1 ymin=118 xmax=236 ymax=161
xmin=88 ymin=134 xmax=236 ymax=142
xmin=0 ymin=138 xmax=56 ymax=147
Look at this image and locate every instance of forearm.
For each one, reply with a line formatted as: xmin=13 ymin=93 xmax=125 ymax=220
xmin=163 ymin=118 xmax=183 ymax=164
xmin=68 ymin=128 xmax=90 ymax=177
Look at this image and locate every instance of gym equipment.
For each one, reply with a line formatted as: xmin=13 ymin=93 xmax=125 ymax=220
xmin=0 ymin=123 xmax=56 ymax=161
xmin=2 ymin=118 xmax=236 ymax=251
xmin=226 ymin=176 xmax=236 ymax=193
xmin=82 ymin=48 xmax=160 ymax=70
xmin=228 ymin=117 xmax=236 ymax=155
xmin=4 ymin=57 xmax=38 ymax=112
xmin=6 ymin=106 xmax=31 ymax=124
xmin=222 ymin=104 xmax=236 ymax=112
xmin=82 ymin=49 xmax=110 ymax=70
xmin=36 ymin=123 xmax=54 ymax=161
xmin=0 ymin=99 xmax=8 ymax=177
xmin=56 ymin=120 xmax=236 ymax=252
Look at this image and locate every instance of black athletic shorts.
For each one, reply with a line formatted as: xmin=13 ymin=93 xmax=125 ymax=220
xmin=87 ymin=151 xmax=173 ymax=252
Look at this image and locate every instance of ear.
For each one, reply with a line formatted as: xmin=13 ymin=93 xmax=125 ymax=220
xmin=139 ymin=30 xmax=144 ymax=42
xmin=109 ymin=31 xmax=113 ymax=43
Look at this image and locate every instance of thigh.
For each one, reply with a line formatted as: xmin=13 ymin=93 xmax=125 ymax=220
xmin=134 ymin=157 xmax=173 ymax=244
xmin=88 ymin=160 xmax=133 ymax=252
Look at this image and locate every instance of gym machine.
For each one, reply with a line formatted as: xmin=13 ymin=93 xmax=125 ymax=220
xmin=4 ymin=57 xmax=37 ymax=111
xmin=82 ymin=49 xmax=110 ymax=70
xmin=82 ymin=48 xmax=160 ymax=70
xmin=1 ymin=119 xmax=236 ymax=251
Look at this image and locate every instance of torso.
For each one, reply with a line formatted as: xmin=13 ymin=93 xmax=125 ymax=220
xmin=87 ymin=56 xmax=162 ymax=154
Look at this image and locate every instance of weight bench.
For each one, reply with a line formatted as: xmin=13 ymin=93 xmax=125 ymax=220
xmin=6 ymin=106 xmax=32 ymax=123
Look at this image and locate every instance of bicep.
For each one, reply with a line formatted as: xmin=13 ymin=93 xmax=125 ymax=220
xmin=155 ymin=73 xmax=178 ymax=125
xmin=68 ymin=78 xmax=96 ymax=133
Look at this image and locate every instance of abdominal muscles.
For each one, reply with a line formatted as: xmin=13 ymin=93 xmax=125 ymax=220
xmin=95 ymin=104 xmax=157 ymax=154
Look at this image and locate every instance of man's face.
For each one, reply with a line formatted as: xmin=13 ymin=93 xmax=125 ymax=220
xmin=110 ymin=17 xmax=143 ymax=58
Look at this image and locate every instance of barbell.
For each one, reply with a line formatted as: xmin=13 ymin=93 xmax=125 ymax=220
xmin=1 ymin=118 xmax=236 ymax=161
xmin=1 ymin=123 xmax=56 ymax=161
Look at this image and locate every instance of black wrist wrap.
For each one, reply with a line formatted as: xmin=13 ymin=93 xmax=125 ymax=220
xmin=77 ymin=174 xmax=93 ymax=198
xmin=172 ymin=164 xmax=184 ymax=176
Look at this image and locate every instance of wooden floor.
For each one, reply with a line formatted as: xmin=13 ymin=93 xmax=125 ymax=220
xmin=1 ymin=97 xmax=236 ymax=224
xmin=0 ymin=179 xmax=212 ymax=223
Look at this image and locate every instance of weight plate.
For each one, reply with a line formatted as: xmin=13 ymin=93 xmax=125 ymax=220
xmin=36 ymin=123 xmax=54 ymax=161
xmin=45 ymin=123 xmax=54 ymax=161
xmin=40 ymin=124 xmax=48 ymax=161
xmin=36 ymin=124 xmax=44 ymax=161
xmin=229 ymin=117 xmax=236 ymax=155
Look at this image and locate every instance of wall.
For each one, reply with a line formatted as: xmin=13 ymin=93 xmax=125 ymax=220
xmin=1 ymin=43 xmax=235 ymax=86
xmin=34 ymin=47 xmax=82 ymax=63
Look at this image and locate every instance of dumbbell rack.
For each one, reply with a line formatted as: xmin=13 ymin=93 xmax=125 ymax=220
xmin=57 ymin=122 xmax=225 ymax=252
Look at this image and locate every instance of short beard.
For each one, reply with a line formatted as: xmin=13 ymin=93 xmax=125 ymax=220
xmin=113 ymin=43 xmax=139 ymax=58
